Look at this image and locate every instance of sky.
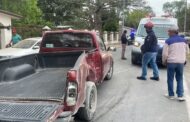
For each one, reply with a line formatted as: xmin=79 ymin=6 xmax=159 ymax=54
xmin=146 ymin=0 xmax=177 ymax=15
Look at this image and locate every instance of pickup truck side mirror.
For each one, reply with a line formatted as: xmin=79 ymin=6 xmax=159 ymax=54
xmin=32 ymin=46 xmax=40 ymax=50
xmin=107 ymin=46 xmax=116 ymax=51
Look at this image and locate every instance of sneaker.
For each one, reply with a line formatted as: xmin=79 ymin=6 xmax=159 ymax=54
xmin=164 ymin=94 xmax=175 ymax=100
xmin=177 ymin=96 xmax=186 ymax=102
xmin=150 ymin=77 xmax=160 ymax=81
xmin=137 ymin=76 xmax=147 ymax=80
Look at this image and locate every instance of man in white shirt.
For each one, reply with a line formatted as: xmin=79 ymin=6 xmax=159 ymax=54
xmin=162 ymin=25 xmax=189 ymax=101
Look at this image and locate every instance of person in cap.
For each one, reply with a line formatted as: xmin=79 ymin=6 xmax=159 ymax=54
xmin=42 ymin=26 xmax=51 ymax=36
xmin=137 ymin=21 xmax=159 ymax=81
xmin=121 ymin=30 xmax=128 ymax=60
xmin=130 ymin=28 xmax=136 ymax=42
xmin=162 ymin=25 xmax=189 ymax=101
xmin=6 ymin=28 xmax=22 ymax=47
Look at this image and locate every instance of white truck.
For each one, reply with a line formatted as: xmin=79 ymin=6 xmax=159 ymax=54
xmin=131 ymin=17 xmax=178 ymax=65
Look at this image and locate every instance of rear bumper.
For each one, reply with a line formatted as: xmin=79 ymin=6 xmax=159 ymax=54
xmin=55 ymin=112 xmax=72 ymax=122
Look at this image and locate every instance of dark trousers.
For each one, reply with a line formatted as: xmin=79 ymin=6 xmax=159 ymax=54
xmin=121 ymin=44 xmax=126 ymax=58
xmin=167 ymin=63 xmax=184 ymax=97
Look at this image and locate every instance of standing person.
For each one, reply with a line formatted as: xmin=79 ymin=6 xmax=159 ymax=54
xmin=130 ymin=28 xmax=135 ymax=43
xmin=121 ymin=30 xmax=128 ymax=60
xmin=137 ymin=21 xmax=159 ymax=81
xmin=42 ymin=26 xmax=51 ymax=36
xmin=6 ymin=28 xmax=22 ymax=47
xmin=162 ymin=25 xmax=189 ymax=101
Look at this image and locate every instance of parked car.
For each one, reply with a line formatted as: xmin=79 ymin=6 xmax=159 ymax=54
xmin=185 ymin=37 xmax=190 ymax=47
xmin=131 ymin=17 xmax=178 ymax=65
xmin=0 ymin=37 xmax=41 ymax=58
xmin=0 ymin=30 xmax=114 ymax=122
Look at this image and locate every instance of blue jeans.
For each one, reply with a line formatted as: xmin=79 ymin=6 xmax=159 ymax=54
xmin=167 ymin=63 xmax=184 ymax=97
xmin=141 ymin=52 xmax=159 ymax=78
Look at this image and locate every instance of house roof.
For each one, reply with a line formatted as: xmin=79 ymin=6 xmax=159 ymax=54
xmin=0 ymin=9 xmax=22 ymax=19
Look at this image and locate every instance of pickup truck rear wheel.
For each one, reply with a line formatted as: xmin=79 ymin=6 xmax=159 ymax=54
xmin=105 ymin=63 xmax=113 ymax=80
xmin=75 ymin=82 xmax=97 ymax=121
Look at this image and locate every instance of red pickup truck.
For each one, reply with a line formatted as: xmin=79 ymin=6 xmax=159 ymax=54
xmin=0 ymin=30 xmax=114 ymax=122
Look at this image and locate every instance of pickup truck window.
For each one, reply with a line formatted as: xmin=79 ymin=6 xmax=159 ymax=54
xmin=42 ymin=33 xmax=95 ymax=48
xmin=97 ymin=36 xmax=106 ymax=51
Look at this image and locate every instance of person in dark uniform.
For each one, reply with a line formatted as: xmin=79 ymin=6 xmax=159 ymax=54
xmin=121 ymin=30 xmax=128 ymax=60
xmin=137 ymin=21 xmax=159 ymax=81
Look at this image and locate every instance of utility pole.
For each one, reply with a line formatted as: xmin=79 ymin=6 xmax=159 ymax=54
xmin=184 ymin=0 xmax=187 ymax=33
xmin=122 ymin=0 xmax=126 ymax=30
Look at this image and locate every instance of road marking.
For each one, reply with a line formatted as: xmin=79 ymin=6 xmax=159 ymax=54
xmin=184 ymin=75 xmax=190 ymax=121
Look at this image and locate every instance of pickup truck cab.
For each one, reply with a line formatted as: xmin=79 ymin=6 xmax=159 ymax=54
xmin=0 ymin=30 xmax=114 ymax=122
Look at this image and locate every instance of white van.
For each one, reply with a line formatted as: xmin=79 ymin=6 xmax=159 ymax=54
xmin=131 ymin=17 xmax=178 ymax=64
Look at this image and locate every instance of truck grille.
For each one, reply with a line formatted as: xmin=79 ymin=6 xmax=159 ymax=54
xmin=0 ymin=102 xmax=59 ymax=122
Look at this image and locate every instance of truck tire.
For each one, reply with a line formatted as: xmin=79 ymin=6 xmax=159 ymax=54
xmin=105 ymin=62 xmax=113 ymax=80
xmin=131 ymin=57 xmax=136 ymax=65
xmin=131 ymin=53 xmax=137 ymax=65
xmin=33 ymin=56 xmax=38 ymax=69
xmin=75 ymin=82 xmax=97 ymax=121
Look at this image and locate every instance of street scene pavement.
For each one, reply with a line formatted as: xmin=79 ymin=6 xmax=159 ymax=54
xmin=75 ymin=46 xmax=190 ymax=122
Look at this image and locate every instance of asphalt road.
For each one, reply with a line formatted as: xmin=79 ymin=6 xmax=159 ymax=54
xmin=75 ymin=46 xmax=190 ymax=122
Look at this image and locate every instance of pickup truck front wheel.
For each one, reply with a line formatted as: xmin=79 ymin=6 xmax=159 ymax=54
xmin=105 ymin=63 xmax=113 ymax=80
xmin=75 ymin=82 xmax=97 ymax=121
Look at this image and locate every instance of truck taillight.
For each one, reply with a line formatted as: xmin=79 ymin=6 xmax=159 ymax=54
xmin=66 ymin=82 xmax=78 ymax=106
xmin=67 ymin=70 xmax=77 ymax=81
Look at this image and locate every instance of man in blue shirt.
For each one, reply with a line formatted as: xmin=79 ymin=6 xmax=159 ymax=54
xmin=137 ymin=21 xmax=159 ymax=81
xmin=130 ymin=28 xmax=135 ymax=41
xmin=6 ymin=28 xmax=22 ymax=47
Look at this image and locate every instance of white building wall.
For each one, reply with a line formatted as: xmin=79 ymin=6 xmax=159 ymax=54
xmin=0 ymin=13 xmax=12 ymax=49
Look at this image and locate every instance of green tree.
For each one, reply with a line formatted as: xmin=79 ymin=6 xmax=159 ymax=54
xmin=163 ymin=1 xmax=190 ymax=32
xmin=102 ymin=9 xmax=119 ymax=31
xmin=125 ymin=10 xmax=149 ymax=28
xmin=37 ymin=0 xmax=85 ymax=25
xmin=38 ymin=0 xmax=121 ymax=34
xmin=0 ymin=0 xmax=52 ymax=38
xmin=0 ymin=0 xmax=44 ymax=25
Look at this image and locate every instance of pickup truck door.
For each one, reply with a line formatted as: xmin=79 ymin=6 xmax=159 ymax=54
xmin=87 ymin=49 xmax=102 ymax=83
xmin=96 ymin=36 xmax=110 ymax=80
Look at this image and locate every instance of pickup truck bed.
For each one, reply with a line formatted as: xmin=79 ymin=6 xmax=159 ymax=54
xmin=0 ymin=68 xmax=70 ymax=99
xmin=0 ymin=51 xmax=83 ymax=99
xmin=0 ymin=51 xmax=85 ymax=122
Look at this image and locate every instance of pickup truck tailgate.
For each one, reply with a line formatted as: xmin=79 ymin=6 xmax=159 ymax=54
xmin=0 ymin=102 xmax=60 ymax=121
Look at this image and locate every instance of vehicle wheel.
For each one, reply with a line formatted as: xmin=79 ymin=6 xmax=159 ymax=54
xmin=131 ymin=57 xmax=136 ymax=65
xmin=105 ymin=62 xmax=113 ymax=80
xmin=33 ymin=56 xmax=38 ymax=69
xmin=131 ymin=53 xmax=137 ymax=65
xmin=75 ymin=82 xmax=97 ymax=121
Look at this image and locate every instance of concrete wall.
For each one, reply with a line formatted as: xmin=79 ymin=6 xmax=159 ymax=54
xmin=103 ymin=31 xmax=120 ymax=44
xmin=0 ymin=13 xmax=12 ymax=49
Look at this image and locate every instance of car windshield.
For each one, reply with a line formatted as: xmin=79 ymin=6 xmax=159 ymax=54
xmin=12 ymin=39 xmax=37 ymax=49
xmin=42 ymin=33 xmax=94 ymax=48
xmin=136 ymin=24 xmax=172 ymax=38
